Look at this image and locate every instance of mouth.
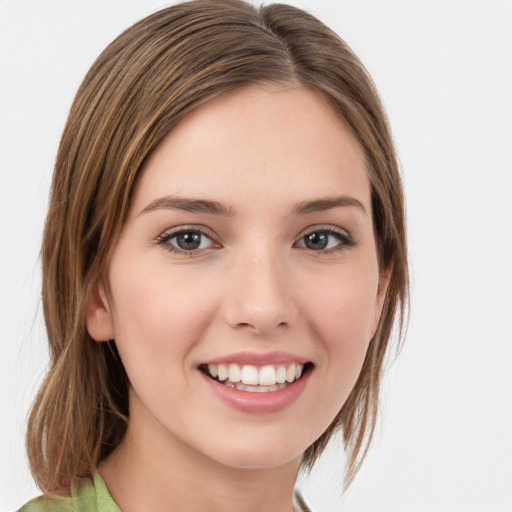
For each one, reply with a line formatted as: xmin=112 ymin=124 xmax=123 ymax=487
xmin=199 ymin=362 xmax=314 ymax=393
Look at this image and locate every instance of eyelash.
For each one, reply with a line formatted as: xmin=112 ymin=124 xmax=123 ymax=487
xmin=294 ymin=226 xmax=356 ymax=254
xmin=155 ymin=227 xmax=219 ymax=257
xmin=155 ymin=226 xmax=355 ymax=256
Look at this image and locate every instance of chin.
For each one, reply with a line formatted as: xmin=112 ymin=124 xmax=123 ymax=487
xmin=200 ymin=430 xmax=309 ymax=471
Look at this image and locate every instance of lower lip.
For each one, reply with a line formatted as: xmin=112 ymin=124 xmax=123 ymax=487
xmin=200 ymin=370 xmax=312 ymax=413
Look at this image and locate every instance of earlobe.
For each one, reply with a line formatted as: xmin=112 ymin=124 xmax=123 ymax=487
xmin=85 ymin=279 xmax=115 ymax=342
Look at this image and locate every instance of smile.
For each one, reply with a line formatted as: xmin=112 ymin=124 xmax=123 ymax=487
xmin=200 ymin=362 xmax=312 ymax=393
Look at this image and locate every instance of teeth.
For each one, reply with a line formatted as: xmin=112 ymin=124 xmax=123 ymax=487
xmin=286 ymin=363 xmax=296 ymax=383
xmin=231 ymin=382 xmax=288 ymax=393
xmin=276 ymin=366 xmax=287 ymax=384
xmin=259 ymin=365 xmax=276 ymax=386
xmin=217 ymin=364 xmax=228 ymax=381
xmin=241 ymin=365 xmax=259 ymax=385
xmin=228 ymin=364 xmax=241 ymax=383
xmin=205 ymin=362 xmax=305 ymax=390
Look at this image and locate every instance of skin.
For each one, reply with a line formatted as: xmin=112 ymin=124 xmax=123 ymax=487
xmin=86 ymin=84 xmax=388 ymax=512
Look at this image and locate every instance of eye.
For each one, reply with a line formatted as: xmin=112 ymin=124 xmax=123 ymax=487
xmin=157 ymin=228 xmax=218 ymax=253
xmin=296 ymin=228 xmax=355 ymax=252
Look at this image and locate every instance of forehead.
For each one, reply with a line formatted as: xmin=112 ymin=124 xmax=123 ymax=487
xmin=131 ymin=85 xmax=370 ymax=215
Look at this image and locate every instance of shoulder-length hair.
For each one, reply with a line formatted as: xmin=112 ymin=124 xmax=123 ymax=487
xmin=27 ymin=0 xmax=408 ymax=492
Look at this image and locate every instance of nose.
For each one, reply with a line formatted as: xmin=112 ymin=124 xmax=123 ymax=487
xmin=222 ymin=248 xmax=296 ymax=336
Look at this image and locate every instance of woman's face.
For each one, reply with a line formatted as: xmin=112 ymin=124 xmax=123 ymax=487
xmin=87 ymin=85 xmax=387 ymax=470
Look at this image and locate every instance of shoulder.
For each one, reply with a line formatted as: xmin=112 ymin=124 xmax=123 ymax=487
xmin=16 ymin=474 xmax=119 ymax=512
xmin=16 ymin=494 xmax=74 ymax=512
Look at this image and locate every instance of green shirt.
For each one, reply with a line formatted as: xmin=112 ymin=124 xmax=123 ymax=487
xmin=17 ymin=474 xmax=311 ymax=511
xmin=17 ymin=474 xmax=120 ymax=512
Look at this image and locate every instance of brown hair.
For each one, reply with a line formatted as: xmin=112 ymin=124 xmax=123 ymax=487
xmin=27 ymin=0 xmax=408 ymax=493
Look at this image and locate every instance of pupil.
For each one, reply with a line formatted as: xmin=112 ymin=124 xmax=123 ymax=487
xmin=305 ymin=232 xmax=328 ymax=250
xmin=177 ymin=232 xmax=201 ymax=250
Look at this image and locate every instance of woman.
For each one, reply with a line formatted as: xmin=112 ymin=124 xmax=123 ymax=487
xmin=19 ymin=0 xmax=408 ymax=510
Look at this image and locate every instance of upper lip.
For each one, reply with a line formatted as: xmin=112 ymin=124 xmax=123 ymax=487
xmin=201 ymin=351 xmax=311 ymax=367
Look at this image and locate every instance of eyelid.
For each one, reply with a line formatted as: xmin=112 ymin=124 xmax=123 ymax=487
xmin=296 ymin=224 xmax=352 ymax=239
xmin=155 ymin=225 xmax=222 ymax=254
xmin=158 ymin=224 xmax=219 ymax=239
xmin=294 ymin=224 xmax=356 ymax=251
xmin=154 ymin=224 xmax=355 ymax=255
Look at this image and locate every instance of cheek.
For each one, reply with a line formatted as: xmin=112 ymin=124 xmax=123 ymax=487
xmin=107 ymin=259 xmax=219 ymax=373
xmin=303 ymin=264 xmax=379 ymax=382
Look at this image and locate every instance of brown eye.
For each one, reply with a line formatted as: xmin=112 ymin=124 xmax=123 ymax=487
xmin=303 ymin=232 xmax=329 ymax=250
xmin=159 ymin=229 xmax=217 ymax=252
xmin=296 ymin=229 xmax=355 ymax=252
xmin=175 ymin=231 xmax=203 ymax=250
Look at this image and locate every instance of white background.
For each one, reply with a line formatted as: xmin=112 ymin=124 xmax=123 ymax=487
xmin=1 ymin=1 xmax=511 ymax=511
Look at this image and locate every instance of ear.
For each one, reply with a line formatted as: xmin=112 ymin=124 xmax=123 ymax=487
xmin=85 ymin=279 xmax=115 ymax=342
xmin=370 ymin=267 xmax=391 ymax=339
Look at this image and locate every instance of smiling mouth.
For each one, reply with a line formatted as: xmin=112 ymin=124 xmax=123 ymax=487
xmin=199 ymin=362 xmax=313 ymax=393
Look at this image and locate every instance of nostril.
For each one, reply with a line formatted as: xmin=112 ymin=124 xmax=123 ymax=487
xmin=234 ymin=320 xmax=289 ymax=335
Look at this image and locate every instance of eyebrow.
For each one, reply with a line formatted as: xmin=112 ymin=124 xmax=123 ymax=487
xmin=140 ymin=196 xmax=235 ymax=216
xmin=140 ymin=194 xmax=367 ymax=217
xmin=293 ymin=196 xmax=367 ymax=215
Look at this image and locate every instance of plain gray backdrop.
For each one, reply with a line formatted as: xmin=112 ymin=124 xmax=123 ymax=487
xmin=1 ymin=1 xmax=511 ymax=510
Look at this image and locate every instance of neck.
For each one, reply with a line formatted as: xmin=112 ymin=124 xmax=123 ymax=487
xmin=98 ymin=397 xmax=301 ymax=512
